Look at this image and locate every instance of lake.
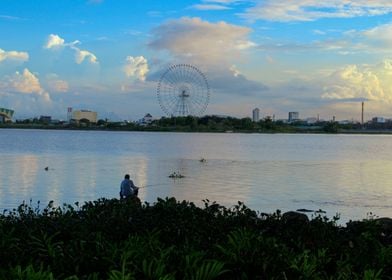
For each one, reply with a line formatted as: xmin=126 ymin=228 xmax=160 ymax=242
xmin=0 ymin=129 xmax=391 ymax=223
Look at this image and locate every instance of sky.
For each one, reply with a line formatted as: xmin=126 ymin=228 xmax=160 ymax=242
xmin=1 ymin=0 xmax=392 ymax=121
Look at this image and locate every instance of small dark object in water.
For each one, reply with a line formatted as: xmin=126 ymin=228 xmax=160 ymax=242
xmin=169 ymin=172 xmax=185 ymax=178
xmin=315 ymin=209 xmax=326 ymax=214
xmin=199 ymin=158 xmax=206 ymax=163
xmin=44 ymin=167 xmax=49 ymax=171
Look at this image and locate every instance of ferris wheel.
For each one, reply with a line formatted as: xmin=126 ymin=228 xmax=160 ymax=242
xmin=157 ymin=64 xmax=210 ymax=117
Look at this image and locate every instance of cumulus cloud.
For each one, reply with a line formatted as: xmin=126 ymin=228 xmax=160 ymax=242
xmin=244 ymin=1 xmax=392 ymax=22
xmin=0 ymin=48 xmax=29 ymax=63
xmin=148 ymin=17 xmax=267 ymax=103
xmin=123 ymin=56 xmax=149 ymax=81
xmin=149 ymin=17 xmax=255 ymax=65
xmin=0 ymin=68 xmax=51 ymax=103
xmin=44 ymin=34 xmax=66 ymax=49
xmin=44 ymin=34 xmax=98 ymax=64
xmin=74 ymin=49 xmax=98 ymax=64
xmin=8 ymin=69 xmax=43 ymax=94
xmin=321 ymin=62 xmax=392 ymax=102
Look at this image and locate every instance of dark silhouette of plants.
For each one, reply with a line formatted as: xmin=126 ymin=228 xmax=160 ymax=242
xmin=0 ymin=197 xmax=391 ymax=279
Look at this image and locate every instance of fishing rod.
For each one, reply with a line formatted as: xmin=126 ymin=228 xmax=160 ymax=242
xmin=138 ymin=183 xmax=171 ymax=189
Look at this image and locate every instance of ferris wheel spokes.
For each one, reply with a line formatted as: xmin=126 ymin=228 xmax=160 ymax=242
xmin=157 ymin=64 xmax=210 ymax=117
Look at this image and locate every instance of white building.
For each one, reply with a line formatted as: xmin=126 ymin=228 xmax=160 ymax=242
xmin=372 ymin=117 xmax=386 ymax=123
xmin=72 ymin=110 xmax=97 ymax=123
xmin=305 ymin=117 xmax=318 ymax=125
xmin=288 ymin=112 xmax=299 ymax=122
xmin=0 ymin=107 xmax=14 ymax=123
xmin=137 ymin=113 xmax=153 ymax=125
xmin=252 ymin=108 xmax=260 ymax=122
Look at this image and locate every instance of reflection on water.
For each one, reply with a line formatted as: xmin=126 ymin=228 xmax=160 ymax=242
xmin=0 ymin=129 xmax=391 ymax=223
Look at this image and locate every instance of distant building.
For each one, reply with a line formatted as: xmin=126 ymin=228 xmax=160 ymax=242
xmin=339 ymin=120 xmax=354 ymax=125
xmin=305 ymin=117 xmax=318 ymax=125
xmin=0 ymin=107 xmax=14 ymax=123
xmin=39 ymin=116 xmax=52 ymax=123
xmin=288 ymin=112 xmax=299 ymax=122
xmin=372 ymin=117 xmax=386 ymax=124
xmin=252 ymin=108 xmax=260 ymax=122
xmin=72 ymin=110 xmax=97 ymax=123
xmin=67 ymin=107 xmax=73 ymax=122
xmin=137 ymin=113 xmax=153 ymax=125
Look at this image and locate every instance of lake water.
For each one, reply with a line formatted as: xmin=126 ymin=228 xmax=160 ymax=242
xmin=0 ymin=129 xmax=391 ymax=223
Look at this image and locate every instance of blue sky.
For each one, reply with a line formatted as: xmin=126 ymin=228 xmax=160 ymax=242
xmin=1 ymin=0 xmax=392 ymax=121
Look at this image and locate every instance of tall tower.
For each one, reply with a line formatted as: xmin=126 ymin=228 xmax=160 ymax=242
xmin=252 ymin=108 xmax=260 ymax=122
xmin=67 ymin=107 xmax=73 ymax=122
xmin=361 ymin=102 xmax=364 ymax=125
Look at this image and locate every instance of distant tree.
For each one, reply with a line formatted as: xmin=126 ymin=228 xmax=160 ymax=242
xmin=79 ymin=118 xmax=91 ymax=127
xmin=323 ymin=121 xmax=339 ymax=133
xmin=240 ymin=117 xmax=253 ymax=130
xmin=97 ymin=119 xmax=106 ymax=126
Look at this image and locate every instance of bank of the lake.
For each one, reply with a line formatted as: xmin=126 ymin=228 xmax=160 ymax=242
xmin=3 ymin=114 xmax=392 ymax=134
xmin=0 ymin=197 xmax=391 ymax=279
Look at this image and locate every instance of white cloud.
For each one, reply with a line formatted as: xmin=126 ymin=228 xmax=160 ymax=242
xmin=235 ymin=40 xmax=256 ymax=50
xmin=244 ymin=1 xmax=392 ymax=22
xmin=0 ymin=68 xmax=52 ymax=104
xmin=202 ymin=0 xmax=239 ymax=3
xmin=123 ymin=56 xmax=149 ymax=81
xmin=74 ymin=49 xmax=98 ymax=64
xmin=9 ymin=68 xmax=43 ymax=94
xmin=0 ymin=48 xmax=29 ymax=63
xmin=313 ymin=29 xmax=326 ymax=35
xmin=44 ymin=34 xmax=66 ymax=49
xmin=148 ymin=17 xmax=268 ymax=103
xmin=229 ymin=64 xmax=240 ymax=77
xmin=191 ymin=4 xmax=231 ymax=10
xmin=321 ymin=63 xmax=392 ymax=102
xmin=149 ymin=17 xmax=254 ymax=65
xmin=362 ymin=23 xmax=392 ymax=48
xmin=0 ymin=15 xmax=23 ymax=20
xmin=254 ymin=22 xmax=392 ymax=56
xmin=44 ymin=34 xmax=98 ymax=64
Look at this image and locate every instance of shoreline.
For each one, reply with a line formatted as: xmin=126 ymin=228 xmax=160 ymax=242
xmin=2 ymin=124 xmax=392 ymax=135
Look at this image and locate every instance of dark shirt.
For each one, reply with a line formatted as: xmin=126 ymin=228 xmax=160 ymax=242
xmin=120 ymin=178 xmax=137 ymax=198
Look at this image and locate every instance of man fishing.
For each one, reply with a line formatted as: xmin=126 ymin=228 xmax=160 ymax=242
xmin=120 ymin=174 xmax=139 ymax=199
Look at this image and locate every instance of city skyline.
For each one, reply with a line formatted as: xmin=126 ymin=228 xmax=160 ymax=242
xmin=1 ymin=1 xmax=392 ymax=121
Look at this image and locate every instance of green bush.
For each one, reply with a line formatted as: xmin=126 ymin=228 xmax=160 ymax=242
xmin=0 ymin=197 xmax=391 ymax=279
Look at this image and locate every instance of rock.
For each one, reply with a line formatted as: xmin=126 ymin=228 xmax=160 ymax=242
xmin=375 ymin=217 xmax=392 ymax=233
xmin=282 ymin=211 xmax=309 ymax=225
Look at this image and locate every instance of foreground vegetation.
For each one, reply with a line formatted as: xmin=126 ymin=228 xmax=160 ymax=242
xmin=0 ymin=197 xmax=391 ymax=279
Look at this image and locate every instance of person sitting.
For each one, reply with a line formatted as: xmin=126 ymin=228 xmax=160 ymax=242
xmin=120 ymin=174 xmax=139 ymax=199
